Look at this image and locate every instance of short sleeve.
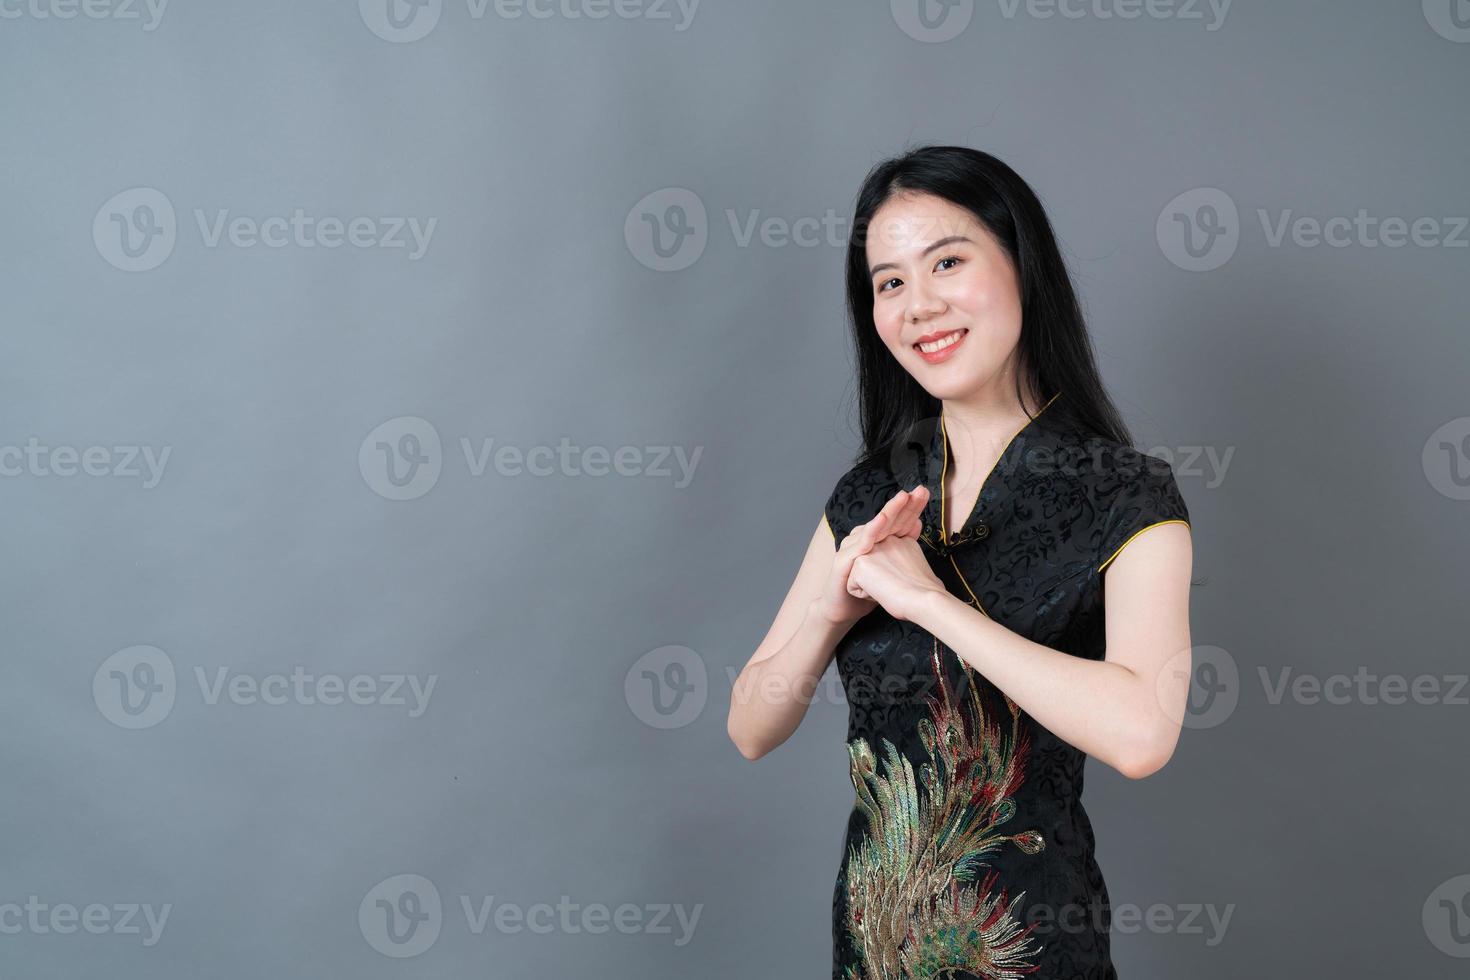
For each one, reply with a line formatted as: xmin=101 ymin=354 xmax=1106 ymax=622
xmin=824 ymin=469 xmax=854 ymax=547
xmin=1096 ymin=453 xmax=1190 ymax=573
xmin=823 ymin=463 xmax=870 ymax=547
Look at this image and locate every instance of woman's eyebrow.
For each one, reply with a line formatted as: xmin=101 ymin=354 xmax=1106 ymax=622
xmin=868 ymin=235 xmax=973 ymax=277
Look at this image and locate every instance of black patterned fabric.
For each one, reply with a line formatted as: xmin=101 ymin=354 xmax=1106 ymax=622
xmin=823 ymin=391 xmax=1189 ymax=980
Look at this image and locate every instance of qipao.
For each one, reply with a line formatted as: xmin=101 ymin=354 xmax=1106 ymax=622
xmin=823 ymin=391 xmax=1190 ymax=980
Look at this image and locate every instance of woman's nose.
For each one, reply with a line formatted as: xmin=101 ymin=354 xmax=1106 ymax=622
xmin=906 ymin=281 xmax=945 ymax=322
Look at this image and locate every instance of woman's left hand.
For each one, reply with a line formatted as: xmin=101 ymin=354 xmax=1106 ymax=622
xmin=847 ymin=531 xmax=950 ymax=623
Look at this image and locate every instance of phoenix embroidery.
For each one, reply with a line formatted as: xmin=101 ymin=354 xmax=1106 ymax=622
xmin=841 ymin=642 xmax=1046 ymax=980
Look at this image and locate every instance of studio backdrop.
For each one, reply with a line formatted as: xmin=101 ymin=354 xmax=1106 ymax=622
xmin=3 ymin=2 xmax=1467 ymax=978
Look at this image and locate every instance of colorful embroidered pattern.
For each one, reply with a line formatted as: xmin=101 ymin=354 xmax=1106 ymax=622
xmin=841 ymin=642 xmax=1047 ymax=980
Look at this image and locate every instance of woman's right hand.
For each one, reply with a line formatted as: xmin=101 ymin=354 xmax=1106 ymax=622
xmin=816 ymin=486 xmax=930 ymax=627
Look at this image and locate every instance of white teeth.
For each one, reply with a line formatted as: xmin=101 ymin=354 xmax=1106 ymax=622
xmin=917 ymin=330 xmax=964 ymax=354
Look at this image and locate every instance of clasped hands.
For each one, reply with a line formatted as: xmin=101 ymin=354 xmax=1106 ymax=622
xmin=823 ymin=485 xmax=950 ymax=626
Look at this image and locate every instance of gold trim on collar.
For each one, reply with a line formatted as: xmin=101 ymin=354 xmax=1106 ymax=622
xmin=937 ymin=391 xmax=1063 ymax=546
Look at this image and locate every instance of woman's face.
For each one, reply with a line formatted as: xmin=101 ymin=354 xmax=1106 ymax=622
xmin=865 ymin=191 xmax=1025 ymax=401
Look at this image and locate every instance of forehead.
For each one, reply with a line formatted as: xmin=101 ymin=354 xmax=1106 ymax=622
xmin=865 ymin=192 xmax=986 ymax=264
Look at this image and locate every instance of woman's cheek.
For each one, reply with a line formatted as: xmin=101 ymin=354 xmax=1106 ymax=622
xmin=874 ymin=310 xmax=905 ymax=350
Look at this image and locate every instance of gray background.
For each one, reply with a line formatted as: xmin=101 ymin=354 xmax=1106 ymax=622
xmin=3 ymin=1 xmax=1468 ymax=977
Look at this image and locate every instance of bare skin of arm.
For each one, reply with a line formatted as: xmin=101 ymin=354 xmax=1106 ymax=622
xmin=725 ymin=489 xmax=927 ymax=761
xmin=849 ymin=517 xmax=1194 ymax=779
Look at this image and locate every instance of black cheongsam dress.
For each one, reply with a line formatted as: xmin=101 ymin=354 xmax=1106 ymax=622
xmin=822 ymin=392 xmax=1190 ymax=980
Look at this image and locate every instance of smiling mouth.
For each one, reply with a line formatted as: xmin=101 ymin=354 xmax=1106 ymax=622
xmin=914 ymin=328 xmax=967 ymax=354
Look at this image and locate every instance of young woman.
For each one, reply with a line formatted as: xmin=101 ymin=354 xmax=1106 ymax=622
xmin=727 ymin=145 xmax=1195 ymax=980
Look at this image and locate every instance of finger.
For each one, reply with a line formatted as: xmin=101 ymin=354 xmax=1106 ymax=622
xmin=876 ymin=486 xmax=926 ymax=541
xmin=862 ymin=489 xmax=914 ymax=547
xmin=857 ymin=510 xmax=891 ymax=553
xmin=872 ymin=514 xmax=923 ymax=547
xmin=838 ymin=510 xmax=883 ymax=553
xmin=834 ymin=518 xmax=877 ymax=584
xmin=847 ymin=562 xmax=869 ymax=599
xmin=894 ymin=485 xmax=930 ymax=538
xmin=847 ymin=485 xmax=929 ymax=556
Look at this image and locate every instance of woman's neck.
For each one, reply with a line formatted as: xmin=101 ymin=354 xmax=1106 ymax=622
xmin=940 ymin=383 xmax=1045 ymax=474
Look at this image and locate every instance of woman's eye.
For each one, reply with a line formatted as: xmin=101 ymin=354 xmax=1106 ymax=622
xmin=936 ymin=255 xmax=961 ymax=271
xmin=878 ymin=277 xmax=901 ymax=293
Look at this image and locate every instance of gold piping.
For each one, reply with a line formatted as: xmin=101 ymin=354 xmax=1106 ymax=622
xmin=933 ymin=391 xmax=1062 ymax=621
xmin=1097 ymin=519 xmax=1190 ymax=573
xmin=938 ymin=391 xmax=1062 ymax=545
xmin=946 ymin=552 xmax=990 ymax=620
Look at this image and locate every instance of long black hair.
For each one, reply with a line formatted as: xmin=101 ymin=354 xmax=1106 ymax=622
xmin=843 ymin=144 xmax=1133 ymax=468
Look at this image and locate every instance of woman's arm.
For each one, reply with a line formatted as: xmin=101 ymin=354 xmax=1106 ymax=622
xmin=727 ymin=490 xmax=926 ymax=760
xmin=911 ymin=523 xmax=1194 ymax=778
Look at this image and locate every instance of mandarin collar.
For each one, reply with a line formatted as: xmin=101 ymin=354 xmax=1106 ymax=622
xmin=893 ymin=391 xmax=1065 ymax=555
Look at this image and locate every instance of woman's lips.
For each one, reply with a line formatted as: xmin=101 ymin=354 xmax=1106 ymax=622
xmin=914 ymin=328 xmax=968 ymax=364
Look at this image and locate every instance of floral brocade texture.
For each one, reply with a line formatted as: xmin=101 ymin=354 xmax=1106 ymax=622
xmin=824 ymin=392 xmax=1190 ymax=980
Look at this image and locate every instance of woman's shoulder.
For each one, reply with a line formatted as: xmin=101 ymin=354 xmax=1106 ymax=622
xmin=823 ymin=455 xmax=901 ymax=543
xmin=1069 ymin=433 xmax=1184 ymax=499
xmin=1067 ymin=436 xmax=1191 ymax=568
